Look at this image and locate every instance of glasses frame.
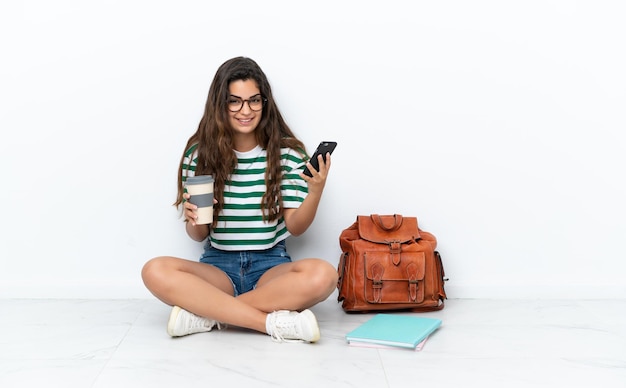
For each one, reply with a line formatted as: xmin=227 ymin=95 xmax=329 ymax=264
xmin=227 ymin=94 xmax=268 ymax=112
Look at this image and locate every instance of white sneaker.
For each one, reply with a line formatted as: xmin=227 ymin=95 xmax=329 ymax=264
xmin=167 ymin=306 xmax=224 ymax=337
xmin=266 ymin=309 xmax=320 ymax=343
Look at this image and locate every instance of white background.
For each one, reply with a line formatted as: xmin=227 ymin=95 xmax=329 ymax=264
xmin=1 ymin=1 xmax=624 ymax=299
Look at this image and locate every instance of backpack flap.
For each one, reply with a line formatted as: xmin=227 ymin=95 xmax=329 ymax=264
xmin=364 ymin=251 xmax=426 ymax=304
xmin=357 ymin=214 xmax=421 ymax=244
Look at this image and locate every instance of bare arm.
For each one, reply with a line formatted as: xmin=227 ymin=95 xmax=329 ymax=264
xmin=283 ymin=153 xmax=331 ymax=236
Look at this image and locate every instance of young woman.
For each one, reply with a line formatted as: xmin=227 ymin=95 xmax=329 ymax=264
xmin=141 ymin=57 xmax=338 ymax=343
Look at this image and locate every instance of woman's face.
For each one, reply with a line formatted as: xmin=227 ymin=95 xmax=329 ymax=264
xmin=227 ymin=79 xmax=263 ymax=141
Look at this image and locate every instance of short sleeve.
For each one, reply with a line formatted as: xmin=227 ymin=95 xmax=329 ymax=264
xmin=281 ymin=147 xmax=309 ymax=209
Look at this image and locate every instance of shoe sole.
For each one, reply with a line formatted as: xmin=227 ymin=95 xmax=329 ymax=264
xmin=301 ymin=309 xmax=321 ymax=343
xmin=167 ymin=306 xmax=182 ymax=337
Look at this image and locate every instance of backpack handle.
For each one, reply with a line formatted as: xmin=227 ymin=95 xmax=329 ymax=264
xmin=371 ymin=214 xmax=403 ymax=231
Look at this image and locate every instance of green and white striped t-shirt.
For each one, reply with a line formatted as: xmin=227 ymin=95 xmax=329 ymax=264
xmin=182 ymin=144 xmax=309 ymax=251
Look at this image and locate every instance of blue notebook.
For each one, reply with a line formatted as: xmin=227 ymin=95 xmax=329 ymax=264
xmin=345 ymin=314 xmax=442 ymax=349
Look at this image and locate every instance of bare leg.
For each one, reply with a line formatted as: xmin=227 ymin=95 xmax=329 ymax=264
xmin=141 ymin=256 xmax=267 ymax=333
xmin=237 ymin=258 xmax=338 ymax=312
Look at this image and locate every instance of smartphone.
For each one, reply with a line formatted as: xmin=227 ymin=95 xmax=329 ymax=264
xmin=303 ymin=141 xmax=337 ymax=177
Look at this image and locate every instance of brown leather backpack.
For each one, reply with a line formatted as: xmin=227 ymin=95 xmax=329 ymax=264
xmin=337 ymin=214 xmax=447 ymax=313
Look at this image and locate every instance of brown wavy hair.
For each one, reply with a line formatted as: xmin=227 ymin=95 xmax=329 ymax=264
xmin=174 ymin=57 xmax=307 ymax=225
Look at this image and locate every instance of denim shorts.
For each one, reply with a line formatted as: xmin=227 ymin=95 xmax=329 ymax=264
xmin=199 ymin=240 xmax=292 ymax=296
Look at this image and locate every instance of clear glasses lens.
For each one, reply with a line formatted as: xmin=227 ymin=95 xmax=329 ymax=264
xmin=228 ymin=95 xmax=265 ymax=112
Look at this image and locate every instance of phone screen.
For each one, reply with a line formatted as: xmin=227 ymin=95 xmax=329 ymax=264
xmin=303 ymin=141 xmax=337 ymax=177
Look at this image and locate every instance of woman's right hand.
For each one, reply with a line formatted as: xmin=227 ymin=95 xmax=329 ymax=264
xmin=182 ymin=192 xmax=199 ymax=225
xmin=183 ymin=194 xmax=218 ymax=241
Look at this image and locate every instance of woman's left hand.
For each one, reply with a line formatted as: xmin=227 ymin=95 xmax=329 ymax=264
xmin=301 ymin=153 xmax=331 ymax=195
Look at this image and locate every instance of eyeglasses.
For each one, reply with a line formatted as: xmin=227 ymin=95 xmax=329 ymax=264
xmin=227 ymin=94 xmax=267 ymax=112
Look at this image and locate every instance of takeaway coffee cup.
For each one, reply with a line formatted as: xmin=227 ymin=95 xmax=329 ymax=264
xmin=184 ymin=175 xmax=214 ymax=224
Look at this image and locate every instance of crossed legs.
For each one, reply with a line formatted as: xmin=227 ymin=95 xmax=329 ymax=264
xmin=141 ymin=256 xmax=338 ymax=335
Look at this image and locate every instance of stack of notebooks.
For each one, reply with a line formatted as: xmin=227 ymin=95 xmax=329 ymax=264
xmin=345 ymin=314 xmax=442 ymax=351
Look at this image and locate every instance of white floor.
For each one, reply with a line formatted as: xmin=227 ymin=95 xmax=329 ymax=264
xmin=1 ymin=297 xmax=625 ymax=388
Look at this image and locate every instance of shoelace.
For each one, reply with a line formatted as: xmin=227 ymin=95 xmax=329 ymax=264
xmin=268 ymin=312 xmax=303 ymax=343
xmin=184 ymin=312 xmax=224 ymax=333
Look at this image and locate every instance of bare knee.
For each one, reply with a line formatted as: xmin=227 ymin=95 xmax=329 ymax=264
xmin=306 ymin=259 xmax=338 ymax=298
xmin=141 ymin=256 xmax=173 ymax=291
